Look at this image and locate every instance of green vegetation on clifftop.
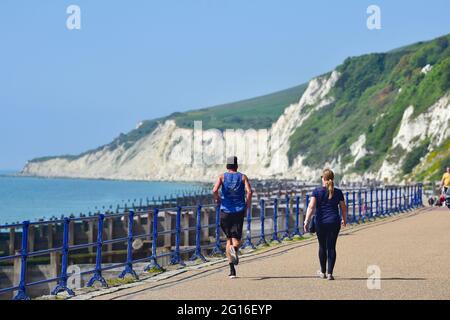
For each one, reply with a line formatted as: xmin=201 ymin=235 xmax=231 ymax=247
xmin=288 ymin=34 xmax=450 ymax=172
xmin=411 ymin=138 xmax=450 ymax=182
xmin=169 ymin=83 xmax=307 ymax=130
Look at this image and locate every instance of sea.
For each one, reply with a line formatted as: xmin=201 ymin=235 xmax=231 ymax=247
xmin=0 ymin=171 xmax=206 ymax=225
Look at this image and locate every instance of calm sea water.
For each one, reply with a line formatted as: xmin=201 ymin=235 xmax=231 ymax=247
xmin=0 ymin=171 xmax=205 ymax=225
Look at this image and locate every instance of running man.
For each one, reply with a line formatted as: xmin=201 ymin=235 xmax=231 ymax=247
xmin=212 ymin=156 xmax=253 ymax=279
xmin=440 ymin=166 xmax=450 ymax=194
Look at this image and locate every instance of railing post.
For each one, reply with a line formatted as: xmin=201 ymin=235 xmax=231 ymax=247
xmin=405 ymin=186 xmax=409 ymax=210
xmin=271 ymin=198 xmax=281 ymax=243
xmin=392 ymin=187 xmax=395 ymax=213
xmin=384 ymin=187 xmax=388 ymax=215
xmin=414 ymin=185 xmax=417 ymax=207
xmin=384 ymin=188 xmax=388 ymax=216
xmin=293 ymin=196 xmax=301 ymax=236
xmin=170 ymin=206 xmax=186 ymax=266
xmin=405 ymin=186 xmax=408 ymax=210
xmin=351 ymin=191 xmax=356 ymax=224
xmin=389 ymin=188 xmax=392 ymax=214
xmin=399 ymin=187 xmax=402 ymax=212
xmin=369 ymin=189 xmax=373 ymax=221
xmin=119 ymin=210 xmax=139 ymax=279
xmin=210 ymin=204 xmax=225 ymax=257
xmin=87 ymin=214 xmax=108 ymax=286
xmin=409 ymin=185 xmax=413 ymax=209
xmin=364 ymin=190 xmax=368 ymax=222
xmin=210 ymin=205 xmax=225 ymax=256
xmin=52 ymin=217 xmax=75 ymax=296
xmin=419 ymin=184 xmax=423 ymax=206
xmin=375 ymin=188 xmax=379 ymax=218
xmin=405 ymin=185 xmax=409 ymax=209
xmin=345 ymin=192 xmax=349 ymax=223
xmin=415 ymin=184 xmax=419 ymax=207
xmin=305 ymin=194 xmax=311 ymax=225
xmin=189 ymin=205 xmax=208 ymax=262
xmin=419 ymin=183 xmax=423 ymax=207
xmin=358 ymin=190 xmax=362 ymax=223
xmin=400 ymin=186 xmax=403 ymax=211
xmin=145 ymin=208 xmax=164 ymax=272
xmin=378 ymin=189 xmax=384 ymax=216
xmin=242 ymin=204 xmax=256 ymax=250
xmin=281 ymin=195 xmax=291 ymax=240
xmin=405 ymin=185 xmax=411 ymax=211
xmin=395 ymin=187 xmax=398 ymax=213
xmin=13 ymin=221 xmax=30 ymax=300
xmin=256 ymin=199 xmax=268 ymax=246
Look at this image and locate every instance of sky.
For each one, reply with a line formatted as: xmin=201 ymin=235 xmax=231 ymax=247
xmin=0 ymin=0 xmax=449 ymax=170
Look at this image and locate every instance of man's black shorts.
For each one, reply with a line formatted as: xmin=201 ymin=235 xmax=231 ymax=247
xmin=220 ymin=210 xmax=245 ymax=239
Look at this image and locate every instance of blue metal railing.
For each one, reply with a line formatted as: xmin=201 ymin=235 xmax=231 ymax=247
xmin=0 ymin=184 xmax=423 ymax=300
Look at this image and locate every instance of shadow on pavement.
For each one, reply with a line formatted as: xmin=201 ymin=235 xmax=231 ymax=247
xmin=239 ymin=276 xmax=320 ymax=280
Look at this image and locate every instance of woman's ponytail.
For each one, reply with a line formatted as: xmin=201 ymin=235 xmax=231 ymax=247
xmin=326 ymin=179 xmax=334 ymax=199
xmin=323 ymin=169 xmax=335 ymax=199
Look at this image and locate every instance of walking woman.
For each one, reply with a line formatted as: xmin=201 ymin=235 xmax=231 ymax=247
xmin=304 ymin=169 xmax=347 ymax=280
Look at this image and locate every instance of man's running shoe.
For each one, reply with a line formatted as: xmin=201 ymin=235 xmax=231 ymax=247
xmin=317 ymin=271 xmax=326 ymax=279
xmin=327 ymin=274 xmax=335 ymax=280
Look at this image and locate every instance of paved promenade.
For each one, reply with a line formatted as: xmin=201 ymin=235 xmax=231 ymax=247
xmin=94 ymin=206 xmax=450 ymax=300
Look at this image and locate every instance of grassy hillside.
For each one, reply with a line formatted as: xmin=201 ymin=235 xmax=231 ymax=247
xmin=288 ymin=34 xmax=450 ymax=172
xmin=169 ymin=83 xmax=307 ymax=130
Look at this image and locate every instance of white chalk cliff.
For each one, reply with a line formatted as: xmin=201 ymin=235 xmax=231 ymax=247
xmin=21 ymin=68 xmax=450 ymax=183
xmin=376 ymin=94 xmax=450 ymax=181
xmin=22 ymin=72 xmax=341 ymax=182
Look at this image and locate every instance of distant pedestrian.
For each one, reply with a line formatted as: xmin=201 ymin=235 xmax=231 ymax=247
xmin=212 ymin=156 xmax=253 ymax=279
xmin=440 ymin=166 xmax=450 ymax=194
xmin=438 ymin=194 xmax=446 ymax=207
xmin=428 ymin=196 xmax=435 ymax=206
xmin=304 ymin=169 xmax=347 ymax=280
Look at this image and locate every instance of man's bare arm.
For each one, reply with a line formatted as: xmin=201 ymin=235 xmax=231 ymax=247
xmin=212 ymin=175 xmax=223 ymax=204
xmin=243 ymin=175 xmax=253 ymax=210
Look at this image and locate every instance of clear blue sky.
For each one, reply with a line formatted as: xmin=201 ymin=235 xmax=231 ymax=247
xmin=0 ymin=0 xmax=449 ymax=170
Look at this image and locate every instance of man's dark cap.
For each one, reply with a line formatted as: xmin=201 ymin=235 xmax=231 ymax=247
xmin=226 ymin=156 xmax=238 ymax=166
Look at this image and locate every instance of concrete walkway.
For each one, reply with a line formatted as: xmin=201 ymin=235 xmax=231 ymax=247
xmin=94 ymin=206 xmax=450 ymax=300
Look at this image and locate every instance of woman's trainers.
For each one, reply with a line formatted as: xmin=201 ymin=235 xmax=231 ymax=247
xmin=229 ymin=246 xmax=239 ymax=265
xmin=327 ymin=274 xmax=335 ymax=280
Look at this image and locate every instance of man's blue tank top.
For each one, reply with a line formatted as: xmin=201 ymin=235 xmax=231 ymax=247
xmin=220 ymin=172 xmax=246 ymax=213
